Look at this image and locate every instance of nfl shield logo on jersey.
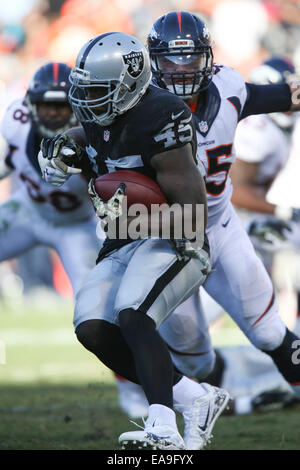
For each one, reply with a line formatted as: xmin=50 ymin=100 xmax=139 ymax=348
xmin=103 ymin=130 xmax=110 ymax=142
xmin=199 ymin=121 xmax=208 ymax=133
xmin=122 ymin=51 xmax=144 ymax=78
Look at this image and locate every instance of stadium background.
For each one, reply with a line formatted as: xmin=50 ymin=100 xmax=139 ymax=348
xmin=0 ymin=0 xmax=300 ymax=450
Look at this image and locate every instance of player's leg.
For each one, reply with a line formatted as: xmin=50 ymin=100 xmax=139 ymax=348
xmin=159 ymin=289 xmax=216 ymax=380
xmin=115 ymin=289 xmax=216 ymax=419
xmin=0 ymin=194 xmax=38 ymax=261
xmin=74 ymin=240 xmax=186 ymax=449
xmin=52 ymin=218 xmax=100 ymax=296
xmin=115 ymin=374 xmax=149 ymax=419
xmin=115 ymin=238 xmax=229 ymax=450
xmin=204 ymin=204 xmax=300 ymax=398
xmin=74 ymin=244 xmax=145 ymax=381
xmin=75 ymin=239 xmax=227 ymax=449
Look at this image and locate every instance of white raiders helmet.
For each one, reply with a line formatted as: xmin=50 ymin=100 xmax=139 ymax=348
xmin=69 ymin=32 xmax=152 ymax=127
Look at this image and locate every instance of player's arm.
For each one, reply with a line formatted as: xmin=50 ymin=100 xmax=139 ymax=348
xmin=151 ymin=144 xmax=208 ymax=231
xmin=125 ymin=143 xmax=209 ymax=264
xmin=231 ymin=155 xmax=300 ymax=222
xmin=230 ymin=159 xmax=276 ymax=214
xmin=64 ymin=126 xmax=88 ymax=148
xmin=0 ymin=143 xmax=15 ymax=180
xmin=240 ymin=82 xmax=299 ymax=120
xmin=104 ymin=144 xmax=208 ymax=242
xmin=230 ymin=159 xmax=293 ymax=246
xmin=125 ymin=143 xmax=208 ymax=262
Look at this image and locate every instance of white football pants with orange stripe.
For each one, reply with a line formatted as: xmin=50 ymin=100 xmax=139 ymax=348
xmin=159 ymin=203 xmax=286 ymax=379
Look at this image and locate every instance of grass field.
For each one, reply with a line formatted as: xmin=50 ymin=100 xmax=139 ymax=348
xmin=1 ymin=293 xmax=300 ymax=451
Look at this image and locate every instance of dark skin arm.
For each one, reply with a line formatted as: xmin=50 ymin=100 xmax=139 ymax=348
xmin=230 ymin=158 xmax=276 ymax=214
xmin=63 ymin=129 xmax=207 ymax=238
xmin=65 ymin=125 xmax=88 ymax=148
xmin=124 ymin=143 xmax=207 ymax=239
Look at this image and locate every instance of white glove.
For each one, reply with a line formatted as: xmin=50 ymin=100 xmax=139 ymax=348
xmin=38 ymin=147 xmax=81 ymax=187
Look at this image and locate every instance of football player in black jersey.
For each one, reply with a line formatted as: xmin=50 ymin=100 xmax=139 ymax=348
xmin=38 ymin=32 xmax=230 ymax=450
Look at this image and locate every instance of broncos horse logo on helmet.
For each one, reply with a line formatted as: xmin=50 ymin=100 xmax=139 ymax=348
xmin=147 ymin=11 xmax=214 ymax=98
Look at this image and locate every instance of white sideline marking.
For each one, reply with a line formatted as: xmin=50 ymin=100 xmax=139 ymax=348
xmin=1 ymin=328 xmax=76 ymax=346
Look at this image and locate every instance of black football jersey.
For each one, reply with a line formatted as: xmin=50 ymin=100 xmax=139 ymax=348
xmin=80 ymin=84 xmax=198 ymax=261
xmin=81 ymin=84 xmax=197 ymax=181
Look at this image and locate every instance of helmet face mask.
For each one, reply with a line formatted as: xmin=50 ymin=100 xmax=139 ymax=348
xmin=69 ymin=77 xmax=117 ymax=126
xmin=69 ymin=32 xmax=152 ymax=127
xmin=148 ymin=12 xmax=213 ymax=98
xmin=25 ymin=62 xmax=77 ymax=138
xmin=153 ymin=48 xmax=213 ymax=97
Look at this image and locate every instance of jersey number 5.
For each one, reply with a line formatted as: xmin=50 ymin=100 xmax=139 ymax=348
xmin=205 ymin=144 xmax=233 ymax=196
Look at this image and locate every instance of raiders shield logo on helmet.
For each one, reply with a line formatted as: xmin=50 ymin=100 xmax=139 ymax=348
xmin=122 ymin=51 xmax=144 ymax=78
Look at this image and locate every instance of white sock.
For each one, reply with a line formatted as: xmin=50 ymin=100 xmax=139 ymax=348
xmin=173 ymin=376 xmax=207 ymax=406
xmin=146 ymin=404 xmax=178 ymax=430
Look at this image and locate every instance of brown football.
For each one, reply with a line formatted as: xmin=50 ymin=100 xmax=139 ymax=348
xmin=93 ymin=170 xmax=168 ymax=210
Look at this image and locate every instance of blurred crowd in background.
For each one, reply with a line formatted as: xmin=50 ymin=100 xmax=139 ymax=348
xmin=0 ymin=0 xmax=299 ymax=300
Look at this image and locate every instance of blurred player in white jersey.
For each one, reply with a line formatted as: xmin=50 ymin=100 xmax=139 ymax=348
xmin=0 ymin=62 xmax=99 ymax=296
xmin=232 ymin=56 xmax=299 ymax=255
xmin=114 ymin=11 xmax=300 ymax=419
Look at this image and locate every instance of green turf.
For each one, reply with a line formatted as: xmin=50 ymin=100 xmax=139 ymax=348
xmin=1 ymin=295 xmax=300 ymax=450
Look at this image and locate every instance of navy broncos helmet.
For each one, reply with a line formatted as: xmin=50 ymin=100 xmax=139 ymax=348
xmin=25 ymin=62 xmax=77 ymax=137
xmin=147 ymin=11 xmax=213 ymax=98
xmin=250 ymin=56 xmax=296 ymax=130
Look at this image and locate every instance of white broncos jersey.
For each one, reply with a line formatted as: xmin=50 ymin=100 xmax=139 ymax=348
xmin=234 ymin=113 xmax=289 ymax=186
xmin=1 ymin=98 xmax=94 ymax=224
xmin=193 ymin=65 xmax=248 ymax=228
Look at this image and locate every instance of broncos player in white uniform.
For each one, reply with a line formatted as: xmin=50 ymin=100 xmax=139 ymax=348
xmin=115 ymin=13 xmax=300 ymax=417
xmin=0 ymin=62 xmax=99 ymax=296
xmin=116 ymin=53 xmax=300 ymax=416
xmin=232 ymin=57 xmax=300 ymax=254
xmin=38 ymin=32 xmax=230 ymax=451
xmin=145 ymin=12 xmax=300 ymax=403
